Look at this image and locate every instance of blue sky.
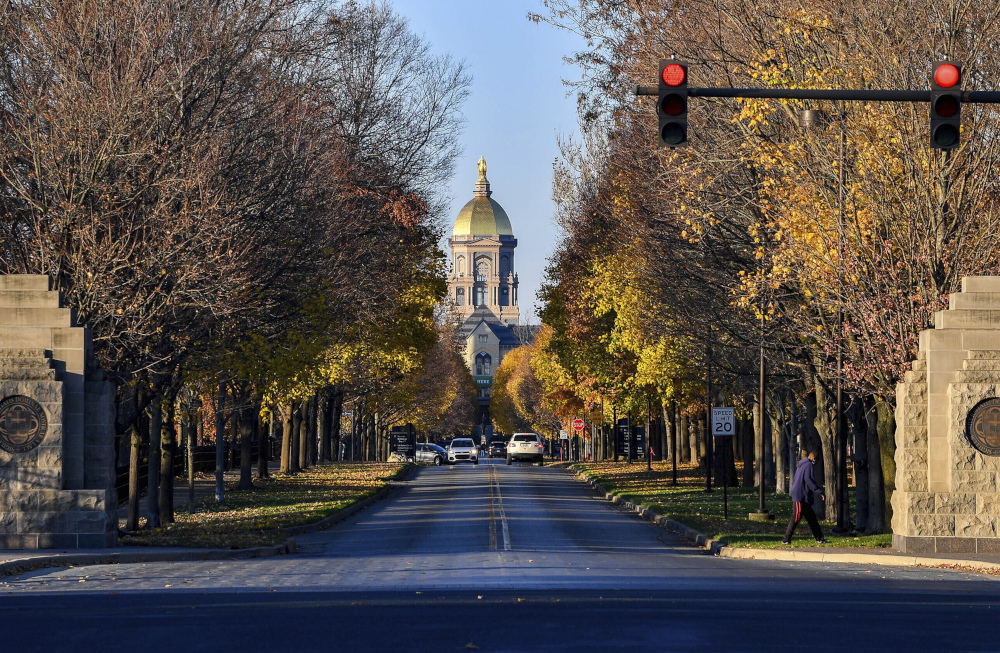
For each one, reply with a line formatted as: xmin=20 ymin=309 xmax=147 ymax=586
xmin=390 ymin=0 xmax=584 ymax=323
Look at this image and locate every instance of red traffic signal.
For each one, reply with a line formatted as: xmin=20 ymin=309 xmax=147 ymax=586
xmin=934 ymin=63 xmax=960 ymax=88
xmin=658 ymin=60 xmax=689 ymax=147
xmin=662 ymin=63 xmax=687 ymax=87
xmin=930 ymin=61 xmax=962 ymax=150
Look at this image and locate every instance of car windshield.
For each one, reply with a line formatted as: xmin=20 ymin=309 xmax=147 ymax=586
xmin=513 ymin=434 xmax=538 ymax=442
xmin=452 ymin=439 xmax=474 ymax=447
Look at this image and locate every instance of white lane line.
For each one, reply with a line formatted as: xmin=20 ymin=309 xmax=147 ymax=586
xmin=492 ymin=462 xmax=511 ymax=551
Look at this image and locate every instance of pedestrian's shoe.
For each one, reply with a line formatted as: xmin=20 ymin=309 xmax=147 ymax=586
xmin=780 ymin=540 xmax=791 ymax=545
xmin=815 ymin=538 xmax=829 ymax=544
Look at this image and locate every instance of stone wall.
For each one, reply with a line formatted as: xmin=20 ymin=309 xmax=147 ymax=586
xmin=0 ymin=276 xmax=116 ymax=548
xmin=893 ymin=276 xmax=1000 ymax=554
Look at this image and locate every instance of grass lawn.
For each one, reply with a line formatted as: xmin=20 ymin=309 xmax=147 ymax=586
xmin=120 ymin=462 xmax=408 ymax=549
xmin=575 ymin=460 xmax=892 ymax=550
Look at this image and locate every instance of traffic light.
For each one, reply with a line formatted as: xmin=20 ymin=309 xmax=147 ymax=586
xmin=930 ymin=61 xmax=962 ymax=149
xmin=658 ymin=60 xmax=688 ymax=147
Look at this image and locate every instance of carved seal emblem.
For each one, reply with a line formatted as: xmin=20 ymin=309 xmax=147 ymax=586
xmin=966 ymin=397 xmax=1000 ymax=457
xmin=0 ymin=395 xmax=48 ymax=454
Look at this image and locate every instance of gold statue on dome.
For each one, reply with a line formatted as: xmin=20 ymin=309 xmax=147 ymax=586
xmin=477 ymin=156 xmax=488 ymax=182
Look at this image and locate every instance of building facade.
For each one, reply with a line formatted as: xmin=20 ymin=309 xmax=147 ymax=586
xmin=447 ymin=158 xmax=522 ymax=436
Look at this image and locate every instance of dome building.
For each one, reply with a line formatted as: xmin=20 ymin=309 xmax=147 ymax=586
xmin=448 ymin=158 xmax=523 ymax=435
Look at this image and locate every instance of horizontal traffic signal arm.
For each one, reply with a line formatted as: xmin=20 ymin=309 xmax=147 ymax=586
xmin=636 ymin=86 xmax=1000 ymax=103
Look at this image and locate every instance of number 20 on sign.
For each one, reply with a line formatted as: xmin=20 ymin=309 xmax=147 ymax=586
xmin=712 ymin=407 xmax=734 ymax=436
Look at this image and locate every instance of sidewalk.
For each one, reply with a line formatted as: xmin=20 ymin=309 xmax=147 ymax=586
xmin=574 ymin=467 xmax=1000 ymax=575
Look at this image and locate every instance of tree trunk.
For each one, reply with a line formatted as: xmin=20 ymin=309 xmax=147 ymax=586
xmin=359 ymin=409 xmax=368 ymax=461
xmin=680 ymin=414 xmax=690 ymax=463
xmin=812 ymin=380 xmax=837 ymax=521
xmin=186 ymin=406 xmax=195 ymax=514
xmin=788 ymin=391 xmax=800 ymax=480
xmin=876 ymin=399 xmax=896 ymax=530
xmin=319 ymin=390 xmax=331 ymax=462
xmin=159 ymin=387 xmax=177 ymax=524
xmin=696 ymin=416 xmax=706 ymax=470
xmin=280 ymin=403 xmax=293 ymax=473
xmin=661 ymin=404 xmax=672 ymax=462
xmin=146 ymin=396 xmax=162 ymax=529
xmin=215 ymin=381 xmax=226 ymax=505
xmin=752 ymin=403 xmax=762 ymax=487
xmin=298 ymin=397 xmax=311 ymax=470
xmin=308 ymin=394 xmax=319 ymax=465
xmin=740 ymin=416 xmax=754 ymax=487
xmin=849 ymin=396 xmax=869 ymax=532
xmin=332 ymin=392 xmax=343 ymax=461
xmin=127 ymin=420 xmax=142 ymax=531
xmin=771 ymin=406 xmax=787 ymax=494
xmin=861 ymin=397 xmax=886 ymax=533
xmin=290 ymin=401 xmax=302 ymax=473
xmin=257 ymin=409 xmax=270 ymax=480
xmin=239 ymin=402 xmax=254 ymax=491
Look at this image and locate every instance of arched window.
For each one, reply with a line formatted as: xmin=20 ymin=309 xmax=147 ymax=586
xmin=457 ymin=256 xmax=466 ymax=276
xmin=475 ymin=353 xmax=492 ymax=376
xmin=500 ymin=256 xmax=509 ymax=276
xmin=456 ymin=287 xmax=465 ymax=306
xmin=475 ymin=261 xmax=489 ymax=281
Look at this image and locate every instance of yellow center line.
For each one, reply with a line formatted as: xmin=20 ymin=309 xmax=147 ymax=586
xmin=488 ymin=464 xmax=497 ymax=551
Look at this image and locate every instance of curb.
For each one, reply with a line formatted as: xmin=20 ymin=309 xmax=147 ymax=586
xmin=0 ymin=463 xmax=416 ymax=579
xmin=570 ymin=466 xmax=1000 ymax=574
xmin=0 ymin=540 xmax=298 ymax=580
xmin=715 ymin=547 xmax=1000 ymax=571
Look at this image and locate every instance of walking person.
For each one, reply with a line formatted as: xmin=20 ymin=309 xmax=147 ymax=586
xmin=782 ymin=450 xmax=829 ymax=545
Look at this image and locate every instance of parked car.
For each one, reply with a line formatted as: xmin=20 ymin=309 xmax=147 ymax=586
xmin=447 ymin=438 xmax=479 ymax=464
xmin=507 ymin=432 xmax=544 ymax=466
xmin=488 ymin=439 xmax=507 ymax=458
xmin=414 ymin=443 xmax=448 ymax=466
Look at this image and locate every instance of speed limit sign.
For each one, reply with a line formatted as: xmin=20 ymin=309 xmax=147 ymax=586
xmin=711 ymin=407 xmax=735 ymax=436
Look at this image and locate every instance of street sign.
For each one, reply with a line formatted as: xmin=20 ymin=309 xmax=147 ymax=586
xmin=573 ymin=418 xmax=585 ymax=431
xmin=559 ymin=430 xmax=569 ymax=440
xmin=712 ymin=407 xmax=735 ymax=436
xmin=389 ymin=424 xmax=416 ymax=459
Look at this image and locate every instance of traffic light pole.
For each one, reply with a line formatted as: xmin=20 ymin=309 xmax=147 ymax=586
xmin=638 ymin=86 xmax=1000 ymax=103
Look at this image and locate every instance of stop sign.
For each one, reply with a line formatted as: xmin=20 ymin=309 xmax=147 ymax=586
xmin=573 ymin=418 xmax=585 ymax=431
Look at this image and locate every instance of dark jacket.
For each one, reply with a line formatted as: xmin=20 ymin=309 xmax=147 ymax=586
xmin=790 ymin=457 xmax=822 ymax=504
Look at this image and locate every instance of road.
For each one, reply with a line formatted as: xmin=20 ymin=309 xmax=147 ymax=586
xmin=2 ymin=459 xmax=1000 ymax=652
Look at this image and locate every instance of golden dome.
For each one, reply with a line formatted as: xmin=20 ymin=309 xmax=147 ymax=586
xmin=453 ymin=197 xmax=513 ymax=236
xmin=452 ymin=157 xmax=514 ymax=236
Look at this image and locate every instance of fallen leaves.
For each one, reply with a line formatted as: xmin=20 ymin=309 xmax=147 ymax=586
xmin=120 ymin=462 xmax=407 ymax=549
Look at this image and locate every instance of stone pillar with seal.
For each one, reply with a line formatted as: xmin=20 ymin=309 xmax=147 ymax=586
xmin=893 ymin=276 xmax=1000 ymax=554
xmin=0 ymin=275 xmax=116 ymax=548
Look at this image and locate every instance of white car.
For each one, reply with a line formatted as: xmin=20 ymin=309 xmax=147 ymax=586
xmin=447 ymin=438 xmax=479 ymax=465
xmin=507 ymin=433 xmax=544 ymax=465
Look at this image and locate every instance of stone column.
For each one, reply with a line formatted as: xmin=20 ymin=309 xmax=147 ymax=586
xmin=0 ymin=275 xmax=116 ymax=548
xmin=893 ymin=276 xmax=1000 ymax=554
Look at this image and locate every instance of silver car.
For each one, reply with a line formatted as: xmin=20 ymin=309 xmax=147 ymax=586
xmin=447 ymin=438 xmax=479 ymax=464
xmin=414 ymin=443 xmax=447 ymax=466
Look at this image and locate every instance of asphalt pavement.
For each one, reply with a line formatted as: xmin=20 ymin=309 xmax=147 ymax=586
xmin=0 ymin=459 xmax=998 ymax=652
